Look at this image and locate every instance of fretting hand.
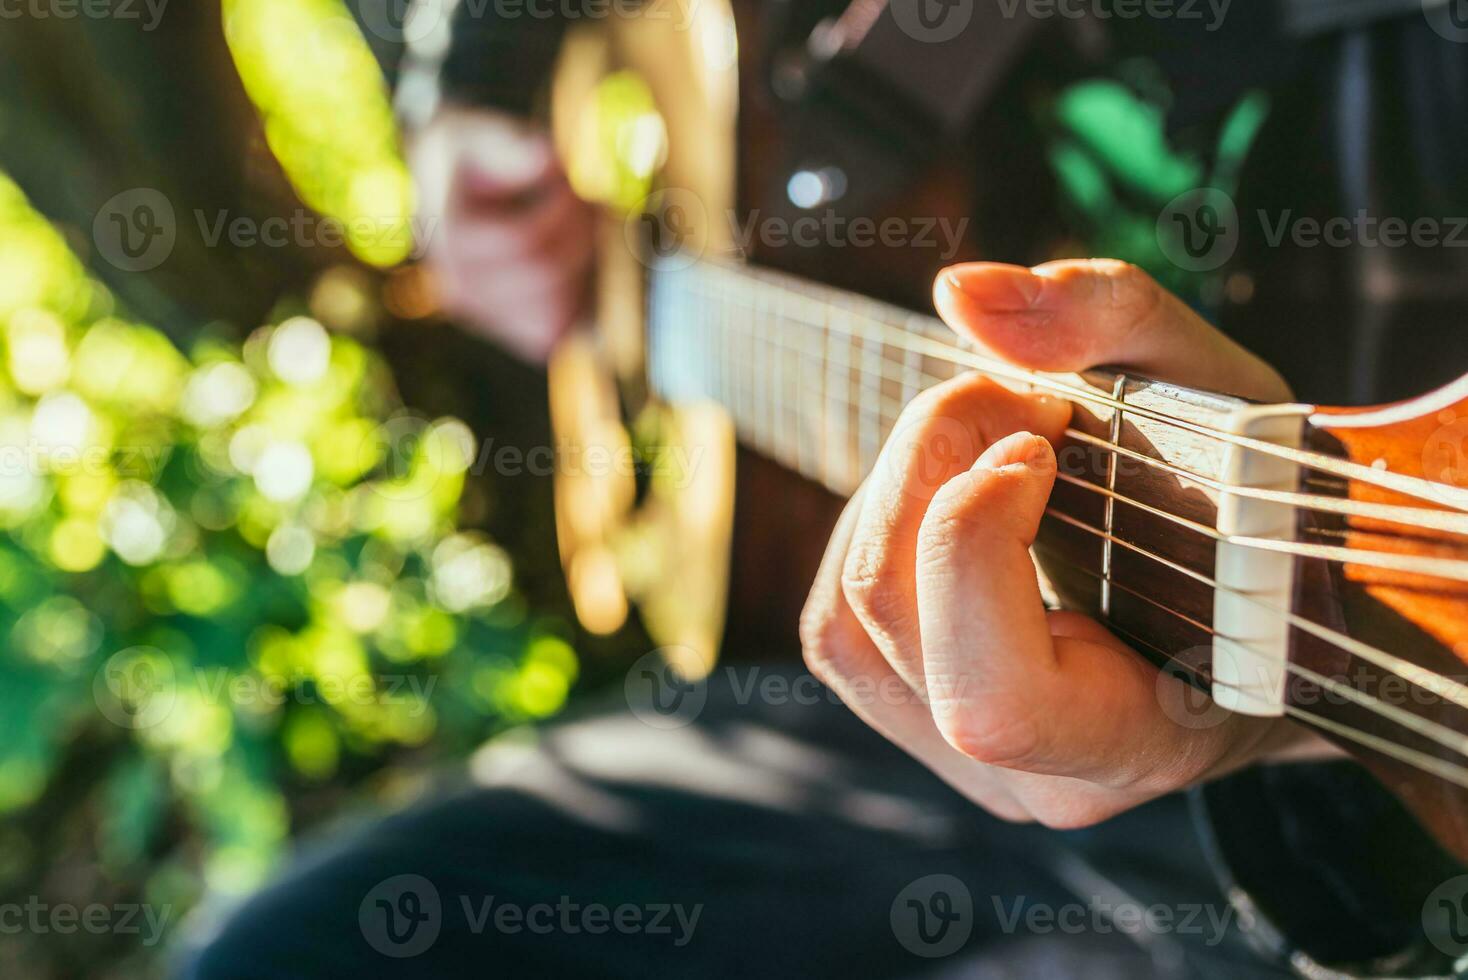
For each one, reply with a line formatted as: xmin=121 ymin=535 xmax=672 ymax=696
xmin=800 ymin=258 xmax=1332 ymax=828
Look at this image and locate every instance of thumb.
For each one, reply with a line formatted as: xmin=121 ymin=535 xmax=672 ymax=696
xmin=933 ymin=259 xmax=1289 ymax=402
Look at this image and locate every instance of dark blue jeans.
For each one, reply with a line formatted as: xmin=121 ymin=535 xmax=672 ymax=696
xmin=176 ymin=667 xmax=1290 ymax=979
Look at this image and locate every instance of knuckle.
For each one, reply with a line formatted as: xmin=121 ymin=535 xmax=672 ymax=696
xmin=840 ymin=548 xmax=903 ymax=630
xmin=1104 ymin=261 xmax=1166 ymax=327
xmin=798 ymin=595 xmax=856 ymax=686
xmin=935 ymin=708 xmax=1043 ymax=769
xmin=896 ymin=374 xmax=992 ymax=430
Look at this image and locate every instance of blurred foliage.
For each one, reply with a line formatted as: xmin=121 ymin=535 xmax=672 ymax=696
xmin=0 ymin=2 xmax=577 ymax=973
xmin=0 ymin=166 xmax=575 ymax=947
xmin=223 ymin=0 xmax=415 ymax=267
xmin=1041 ymin=70 xmax=1268 ymax=301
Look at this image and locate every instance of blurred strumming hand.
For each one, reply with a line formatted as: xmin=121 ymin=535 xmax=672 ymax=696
xmin=410 ymin=107 xmax=594 ymax=363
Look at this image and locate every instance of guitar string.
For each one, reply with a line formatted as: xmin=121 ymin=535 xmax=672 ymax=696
xmin=1052 ymin=470 xmax=1468 ymax=582
xmin=1108 ymin=618 xmax=1468 ymax=791
xmin=1284 ymin=708 xmax=1468 ymax=790
xmin=715 ymin=258 xmax=1468 ymax=512
xmin=1040 ymin=550 xmax=1468 ymax=761
xmin=681 ymin=282 xmax=1468 ymax=576
xmin=1059 ymin=427 xmax=1468 ymax=538
xmin=700 ymin=277 xmax=1468 ymax=782
xmin=1042 ymin=507 xmax=1468 ymax=718
xmin=686 ymin=260 xmax=1468 ymax=516
xmin=671 ymin=270 xmax=1468 ymax=545
xmin=656 ymin=282 xmax=1468 ymax=712
xmin=718 ymin=311 xmax=1468 ymax=582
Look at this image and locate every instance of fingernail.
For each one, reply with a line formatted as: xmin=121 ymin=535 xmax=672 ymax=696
xmin=1022 ymin=435 xmax=1054 ymax=469
xmin=975 ymin=433 xmax=1051 ymax=475
xmin=942 ymin=263 xmax=1045 ymax=312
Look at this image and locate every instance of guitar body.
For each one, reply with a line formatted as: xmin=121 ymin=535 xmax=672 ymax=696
xmin=549 ymin=0 xmax=988 ymax=661
xmin=545 ymin=1 xmax=1468 ymax=949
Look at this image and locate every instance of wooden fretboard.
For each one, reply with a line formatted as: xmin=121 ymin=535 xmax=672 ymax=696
xmin=648 ymin=259 xmax=967 ymax=496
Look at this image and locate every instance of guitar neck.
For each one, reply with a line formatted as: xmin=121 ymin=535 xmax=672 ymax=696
xmin=647 ymin=258 xmax=1310 ymax=716
xmin=649 ymin=259 xmax=968 ymax=494
xmin=647 ymin=258 xmax=1269 ymax=489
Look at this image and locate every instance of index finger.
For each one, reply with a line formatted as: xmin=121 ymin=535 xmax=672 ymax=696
xmin=934 ymin=259 xmax=1290 ymax=402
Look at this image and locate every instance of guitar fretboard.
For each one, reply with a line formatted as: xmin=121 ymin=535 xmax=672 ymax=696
xmin=645 ymin=258 xmax=1299 ymax=700
xmin=648 ymin=259 xmax=968 ymax=495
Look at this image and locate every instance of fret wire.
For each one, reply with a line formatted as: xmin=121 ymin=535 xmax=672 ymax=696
xmin=1043 ymin=508 xmax=1468 ymax=713
xmin=1100 ymin=375 xmax=1126 ymax=618
xmin=1049 ymin=550 xmax=1215 ymax=637
xmin=1039 ymin=549 xmax=1468 ymax=768
xmin=843 ymin=308 xmax=860 ymax=490
xmin=805 ymin=299 xmax=826 ymax=475
xmin=823 ymin=305 xmax=840 ymax=488
xmin=860 ymin=331 xmax=884 ymax=477
xmin=772 ymin=286 xmax=787 ymax=468
xmin=1063 ymin=427 xmax=1468 ymax=538
xmin=902 ymin=343 xmax=922 ymax=407
xmin=1054 ymin=470 xmax=1468 ymax=584
xmin=753 ymin=283 xmax=763 ymax=447
xmin=765 ymin=282 xmax=775 ymax=450
xmin=739 ymin=281 xmax=752 ymax=437
xmin=751 ymin=287 xmax=763 ymax=443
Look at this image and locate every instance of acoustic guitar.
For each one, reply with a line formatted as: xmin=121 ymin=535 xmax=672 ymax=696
xmin=531 ymin=0 xmax=1468 ymax=907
